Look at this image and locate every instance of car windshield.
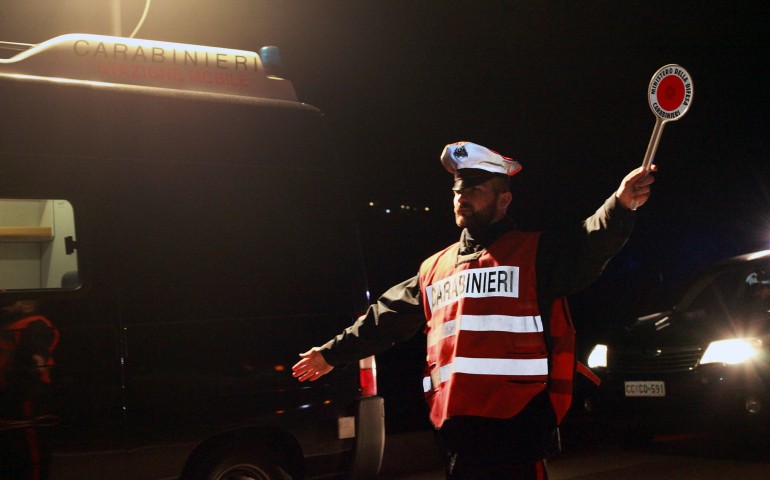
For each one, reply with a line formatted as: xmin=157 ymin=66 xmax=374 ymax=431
xmin=678 ymin=259 xmax=770 ymax=328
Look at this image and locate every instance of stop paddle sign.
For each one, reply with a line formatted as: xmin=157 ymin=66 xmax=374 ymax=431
xmin=641 ymin=64 xmax=694 ymax=172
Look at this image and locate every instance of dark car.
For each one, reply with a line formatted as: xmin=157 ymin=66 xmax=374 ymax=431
xmin=582 ymin=249 xmax=770 ymax=441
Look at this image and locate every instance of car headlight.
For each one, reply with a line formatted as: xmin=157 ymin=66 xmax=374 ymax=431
xmin=587 ymin=344 xmax=608 ymax=368
xmin=700 ymin=338 xmax=762 ymax=365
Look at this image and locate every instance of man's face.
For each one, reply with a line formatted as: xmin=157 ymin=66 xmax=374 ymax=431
xmin=453 ymin=181 xmax=505 ymax=230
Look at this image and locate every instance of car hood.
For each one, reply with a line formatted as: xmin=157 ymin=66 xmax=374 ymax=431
xmin=607 ymin=309 xmax=767 ymax=350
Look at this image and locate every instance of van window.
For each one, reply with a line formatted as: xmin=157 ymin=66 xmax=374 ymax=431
xmin=0 ymin=198 xmax=79 ymax=290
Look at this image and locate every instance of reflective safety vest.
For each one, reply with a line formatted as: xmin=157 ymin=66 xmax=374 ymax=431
xmin=418 ymin=231 xmax=576 ymax=428
xmin=0 ymin=315 xmax=60 ymax=390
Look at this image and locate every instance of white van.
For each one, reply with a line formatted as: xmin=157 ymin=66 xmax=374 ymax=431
xmin=0 ymin=34 xmax=384 ymax=480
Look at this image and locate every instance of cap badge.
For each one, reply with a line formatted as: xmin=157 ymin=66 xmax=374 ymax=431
xmin=453 ymin=146 xmax=468 ymax=160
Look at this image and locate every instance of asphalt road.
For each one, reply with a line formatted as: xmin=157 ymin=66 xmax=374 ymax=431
xmin=378 ymin=428 xmax=770 ymax=479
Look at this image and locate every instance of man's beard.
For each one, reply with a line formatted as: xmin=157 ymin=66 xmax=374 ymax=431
xmin=455 ymin=201 xmax=497 ymax=232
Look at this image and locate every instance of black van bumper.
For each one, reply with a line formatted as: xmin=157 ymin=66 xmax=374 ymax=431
xmin=349 ymin=395 xmax=385 ymax=480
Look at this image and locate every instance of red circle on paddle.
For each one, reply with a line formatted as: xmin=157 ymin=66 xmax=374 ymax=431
xmin=657 ymin=75 xmax=686 ymax=111
xmin=647 ymin=64 xmax=693 ymax=121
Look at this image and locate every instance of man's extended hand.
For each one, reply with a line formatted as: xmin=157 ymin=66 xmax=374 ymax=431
xmin=616 ymin=165 xmax=657 ymax=210
xmin=292 ymin=347 xmax=334 ymax=382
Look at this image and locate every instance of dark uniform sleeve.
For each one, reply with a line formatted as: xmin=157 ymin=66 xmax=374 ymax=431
xmin=536 ymin=193 xmax=635 ymax=303
xmin=320 ymin=275 xmax=426 ymax=366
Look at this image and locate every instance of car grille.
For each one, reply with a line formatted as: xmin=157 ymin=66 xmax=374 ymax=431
xmin=609 ymin=346 xmax=703 ymax=374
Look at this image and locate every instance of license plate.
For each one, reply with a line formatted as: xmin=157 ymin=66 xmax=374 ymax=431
xmin=624 ymin=380 xmax=665 ymax=397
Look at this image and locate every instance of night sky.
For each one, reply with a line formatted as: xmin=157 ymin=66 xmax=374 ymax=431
xmin=2 ymin=1 xmax=769 ymax=315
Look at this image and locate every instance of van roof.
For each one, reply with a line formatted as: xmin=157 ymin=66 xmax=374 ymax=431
xmin=0 ymin=33 xmax=297 ymax=102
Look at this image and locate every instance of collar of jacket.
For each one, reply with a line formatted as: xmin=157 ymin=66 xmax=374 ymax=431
xmin=458 ymin=217 xmax=517 ymax=256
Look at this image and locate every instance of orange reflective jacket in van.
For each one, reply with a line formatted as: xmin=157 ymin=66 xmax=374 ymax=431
xmin=0 ymin=315 xmax=59 ymax=390
xmin=419 ymin=231 xmax=575 ymax=428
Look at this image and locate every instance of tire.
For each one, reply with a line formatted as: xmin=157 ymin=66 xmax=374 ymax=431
xmin=190 ymin=448 xmax=292 ymax=480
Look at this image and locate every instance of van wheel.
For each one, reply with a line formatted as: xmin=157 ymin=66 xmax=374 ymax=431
xmin=192 ymin=449 xmax=292 ymax=480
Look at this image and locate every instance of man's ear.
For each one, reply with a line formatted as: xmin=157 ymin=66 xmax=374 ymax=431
xmin=498 ymin=191 xmax=512 ymax=212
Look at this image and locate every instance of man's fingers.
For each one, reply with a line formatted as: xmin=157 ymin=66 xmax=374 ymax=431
xmin=294 ymin=368 xmax=323 ymax=382
xmin=291 ymin=357 xmax=308 ymax=372
xmin=291 ymin=348 xmax=332 ymax=382
xmin=292 ymin=363 xmax=314 ymax=382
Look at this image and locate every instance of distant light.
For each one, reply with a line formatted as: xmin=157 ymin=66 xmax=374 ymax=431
xmin=385 ymin=209 xmax=391 ymax=214
xmin=368 ymin=201 xmax=375 ymax=207
xmin=424 ymin=207 xmax=430 ymax=212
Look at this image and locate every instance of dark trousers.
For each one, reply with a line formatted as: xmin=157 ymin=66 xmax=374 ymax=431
xmin=446 ymin=456 xmax=548 ymax=480
xmin=437 ymin=394 xmax=558 ymax=480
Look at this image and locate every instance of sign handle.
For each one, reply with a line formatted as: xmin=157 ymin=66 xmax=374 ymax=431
xmin=642 ymin=117 xmax=666 ymax=172
xmin=630 ymin=118 xmax=665 ymax=210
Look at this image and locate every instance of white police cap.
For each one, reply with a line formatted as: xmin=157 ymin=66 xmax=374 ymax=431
xmin=440 ymin=141 xmax=522 ymax=190
xmin=440 ymin=141 xmax=522 ymax=177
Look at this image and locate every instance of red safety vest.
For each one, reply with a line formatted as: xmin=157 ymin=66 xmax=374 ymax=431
xmin=419 ymin=231 xmax=576 ymax=428
xmin=0 ymin=315 xmax=59 ymax=390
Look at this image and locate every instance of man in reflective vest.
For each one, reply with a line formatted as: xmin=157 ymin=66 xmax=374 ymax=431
xmin=293 ymin=141 xmax=655 ymax=479
xmin=1 ymin=300 xmax=59 ymax=480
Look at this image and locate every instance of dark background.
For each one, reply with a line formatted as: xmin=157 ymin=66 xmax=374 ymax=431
xmin=3 ymin=0 xmax=769 ymax=430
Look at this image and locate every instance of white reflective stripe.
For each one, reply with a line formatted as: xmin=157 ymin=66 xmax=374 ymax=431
xmin=427 ymin=315 xmax=542 ymax=349
xmin=424 ymin=357 xmax=549 ymax=390
xmin=423 ymin=369 xmax=443 ymax=393
xmin=430 ymin=369 xmax=441 ymax=390
xmin=454 ymin=357 xmax=548 ymax=377
xmin=427 ymin=319 xmax=456 ymax=348
xmin=442 ymin=319 xmax=458 ymax=337
xmin=439 ymin=363 xmax=454 ymax=384
xmin=460 ymin=314 xmax=543 ymax=333
xmin=442 ymin=357 xmax=548 ymax=382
